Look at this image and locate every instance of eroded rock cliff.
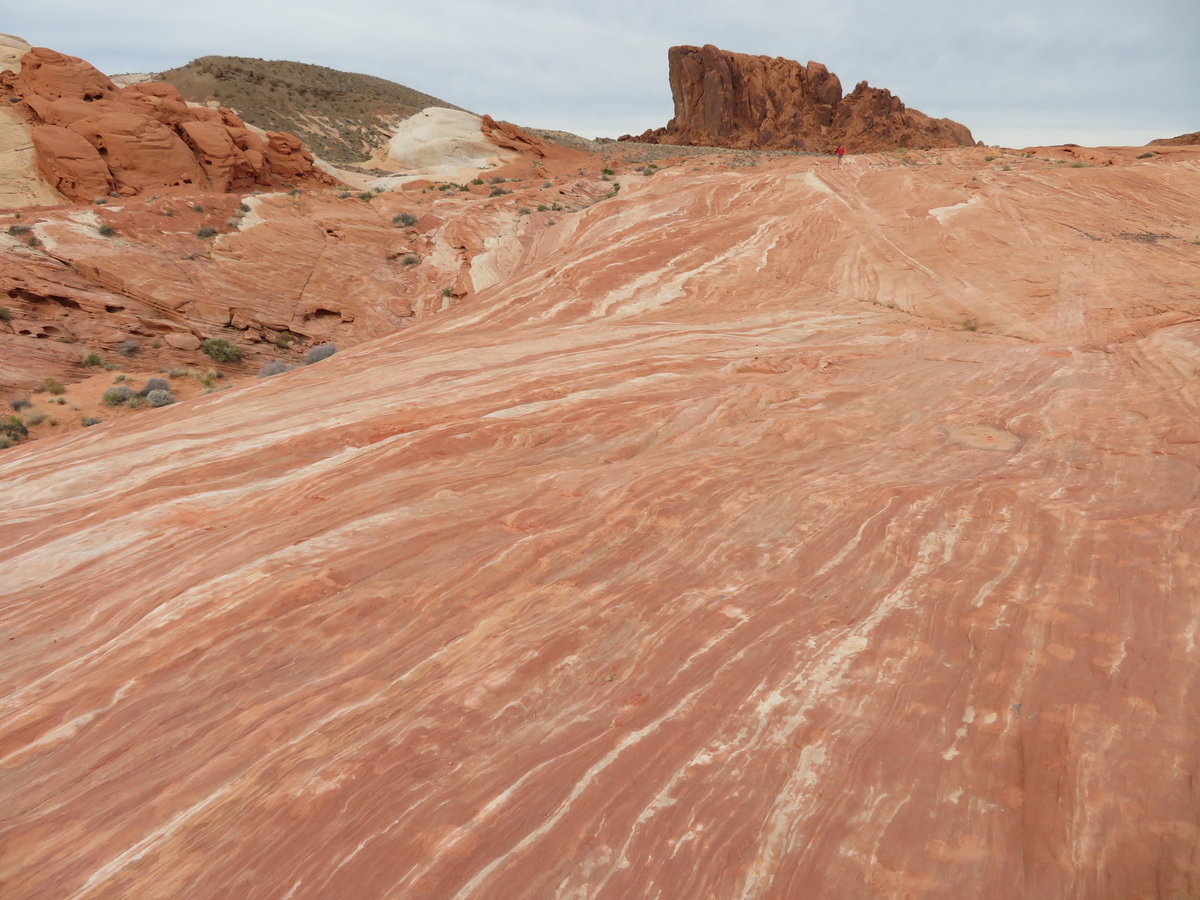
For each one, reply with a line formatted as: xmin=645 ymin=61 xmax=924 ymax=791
xmin=622 ymin=44 xmax=975 ymax=152
xmin=2 ymin=47 xmax=335 ymax=201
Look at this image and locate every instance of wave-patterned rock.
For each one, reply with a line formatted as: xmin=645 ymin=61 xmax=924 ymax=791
xmin=3 ymin=147 xmax=1200 ymax=899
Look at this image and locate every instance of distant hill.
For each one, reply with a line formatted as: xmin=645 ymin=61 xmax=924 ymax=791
xmin=1149 ymin=130 xmax=1200 ymax=147
xmin=159 ymin=56 xmax=470 ymax=164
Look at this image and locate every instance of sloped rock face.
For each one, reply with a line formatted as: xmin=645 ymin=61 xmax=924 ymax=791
xmin=1 ymin=47 xmax=336 ymax=200
xmin=1150 ymin=130 xmax=1200 ymax=146
xmin=3 ymin=147 xmax=1200 ymax=899
xmin=622 ymin=44 xmax=974 ymax=152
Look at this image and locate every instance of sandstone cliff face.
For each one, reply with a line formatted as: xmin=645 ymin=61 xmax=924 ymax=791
xmin=2 ymin=47 xmax=335 ymax=201
xmin=622 ymin=44 xmax=974 ymax=152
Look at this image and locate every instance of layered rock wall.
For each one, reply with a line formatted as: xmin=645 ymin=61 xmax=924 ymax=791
xmin=2 ymin=47 xmax=335 ymax=201
xmin=622 ymin=44 xmax=974 ymax=152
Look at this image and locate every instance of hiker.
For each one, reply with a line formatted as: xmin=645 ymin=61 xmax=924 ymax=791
xmin=836 ymin=145 xmax=845 ymax=164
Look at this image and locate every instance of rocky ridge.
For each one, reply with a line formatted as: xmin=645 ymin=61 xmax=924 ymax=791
xmin=2 ymin=47 xmax=334 ymax=202
xmin=622 ymin=44 xmax=975 ymax=153
xmin=160 ymin=56 xmax=469 ymax=165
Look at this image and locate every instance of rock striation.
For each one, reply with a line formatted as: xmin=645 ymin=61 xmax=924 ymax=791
xmin=3 ymin=140 xmax=1200 ymax=899
xmin=621 ymin=44 xmax=974 ymax=152
xmin=2 ymin=47 xmax=335 ymax=201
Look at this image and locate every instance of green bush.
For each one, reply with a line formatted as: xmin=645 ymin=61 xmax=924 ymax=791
xmin=202 ymin=338 xmax=242 ymax=363
xmin=25 ymin=411 xmax=45 ymax=426
xmin=0 ymin=306 xmax=10 ymax=321
xmin=1137 ymin=152 xmax=1155 ymax=159
xmin=81 ymin=416 xmax=101 ymax=427
xmin=82 ymin=352 xmax=103 ymax=367
xmin=117 ymin=339 xmax=138 ymax=356
xmin=1 ymin=415 xmax=27 ymax=442
xmin=196 ymin=226 xmax=218 ymax=239
xmin=401 ymin=254 xmax=418 ymax=266
xmin=602 ymin=167 xmax=615 ymax=176
xmin=274 ymin=330 xmax=297 ymax=348
xmin=97 ymin=224 xmax=116 ymax=237
xmin=393 ymin=212 xmax=418 ymax=228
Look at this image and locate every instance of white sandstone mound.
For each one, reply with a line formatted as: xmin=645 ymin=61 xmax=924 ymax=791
xmin=369 ymin=108 xmax=519 ymax=179
xmin=0 ymin=33 xmax=65 ymax=207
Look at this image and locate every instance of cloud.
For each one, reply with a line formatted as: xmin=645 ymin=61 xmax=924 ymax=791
xmin=6 ymin=0 xmax=1198 ymax=145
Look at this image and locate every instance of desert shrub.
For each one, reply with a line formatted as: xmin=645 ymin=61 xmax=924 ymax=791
xmin=518 ymin=207 xmax=531 ymax=215
xmin=81 ymin=416 xmax=101 ymax=426
xmin=0 ymin=436 xmax=10 ymax=449
xmin=97 ymin=224 xmax=116 ymax=237
xmin=202 ymin=338 xmax=242 ymax=363
xmin=117 ymin=339 xmax=139 ymax=356
xmin=0 ymin=306 xmax=10 ymax=321
xmin=401 ymin=253 xmax=418 ymax=266
xmin=138 ymin=377 xmax=170 ymax=395
xmin=42 ymin=378 xmax=65 ymax=395
xmin=196 ymin=226 xmax=218 ymax=238
xmin=470 ymin=178 xmax=484 ymax=185
xmin=489 ymin=187 xmax=511 ymax=197
xmin=82 ymin=351 xmax=103 ymax=367
xmin=984 ymin=155 xmax=996 ymax=162
xmin=146 ymin=390 xmax=176 ymax=407
xmin=602 ymin=167 xmax=615 ymax=176
xmin=441 ymin=287 xmax=453 ymax=297
xmin=166 ymin=367 xmax=190 ymax=378
xmin=25 ymin=411 xmax=45 ymax=426
xmin=274 ymin=330 xmax=297 ymax=348
xmin=127 ymin=394 xmax=147 ymax=408
xmin=52 ymin=397 xmax=66 ymax=404
xmin=393 ymin=212 xmax=418 ymax=227
xmin=963 ymin=318 xmax=978 ymax=332
xmin=257 ymin=360 xmax=295 ymax=377
xmin=305 ymin=343 xmax=337 ymax=365
xmin=151 ymin=340 xmax=162 ymax=348
xmin=27 ymin=236 xmax=41 ymax=247
xmin=1 ymin=415 xmax=27 ymax=441
xmin=102 ymin=385 xmax=134 ymax=406
xmin=10 ymin=398 xmax=30 ymax=411
xmin=112 ymin=373 xmax=126 ymax=382
xmin=238 ymin=203 xmax=251 ymax=213
xmin=1137 ymin=152 xmax=1155 ymax=159
xmin=537 ymin=204 xmax=548 ymax=212
xmin=7 ymin=224 xmax=30 ymax=236
xmin=358 ymin=191 xmax=376 ymax=201
xmin=191 ymin=204 xmax=205 ymax=213
xmin=288 ymin=188 xmax=302 ymax=196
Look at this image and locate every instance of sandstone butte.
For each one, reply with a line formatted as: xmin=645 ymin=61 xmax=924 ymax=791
xmin=621 ymin=44 xmax=975 ymax=153
xmin=4 ymin=41 xmax=1200 ymax=900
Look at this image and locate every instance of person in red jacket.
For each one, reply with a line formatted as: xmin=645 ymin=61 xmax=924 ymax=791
xmin=836 ymin=145 xmax=845 ymax=163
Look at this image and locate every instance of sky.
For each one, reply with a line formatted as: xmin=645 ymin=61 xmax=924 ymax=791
xmin=7 ymin=0 xmax=1199 ymax=147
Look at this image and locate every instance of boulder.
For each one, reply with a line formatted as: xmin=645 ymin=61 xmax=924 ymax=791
xmin=30 ymin=124 xmax=113 ymax=199
xmin=68 ymin=111 xmax=209 ymax=194
xmin=620 ymin=44 xmax=974 ymax=153
xmin=164 ymin=333 xmax=202 ymax=350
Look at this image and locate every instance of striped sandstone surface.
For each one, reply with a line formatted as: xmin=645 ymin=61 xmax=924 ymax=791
xmin=3 ymin=144 xmax=1200 ymax=899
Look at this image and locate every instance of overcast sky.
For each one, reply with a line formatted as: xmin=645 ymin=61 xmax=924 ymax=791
xmin=8 ymin=0 xmax=1199 ymax=147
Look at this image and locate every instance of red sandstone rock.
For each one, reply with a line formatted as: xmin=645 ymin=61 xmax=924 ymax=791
xmin=3 ymin=145 xmax=1200 ymax=900
xmin=481 ymin=114 xmax=548 ymax=158
xmin=30 ymin=124 xmax=112 ymax=199
xmin=16 ymin=46 xmax=115 ymax=101
xmin=4 ymin=46 xmax=336 ymax=201
xmin=621 ymin=44 xmax=974 ymax=153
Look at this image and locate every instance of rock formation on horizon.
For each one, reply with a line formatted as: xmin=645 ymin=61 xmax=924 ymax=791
xmin=1 ymin=47 xmax=335 ymax=201
xmin=1149 ymin=129 xmax=1200 ymax=147
xmin=621 ymin=44 xmax=974 ymax=153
